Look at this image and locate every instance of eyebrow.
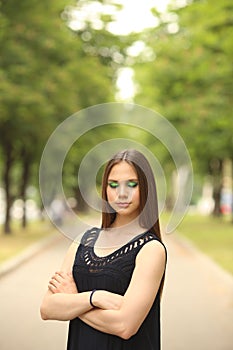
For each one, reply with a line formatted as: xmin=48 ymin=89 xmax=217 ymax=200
xmin=108 ymin=178 xmax=138 ymax=182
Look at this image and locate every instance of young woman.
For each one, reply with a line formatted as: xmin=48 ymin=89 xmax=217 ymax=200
xmin=40 ymin=149 xmax=167 ymax=350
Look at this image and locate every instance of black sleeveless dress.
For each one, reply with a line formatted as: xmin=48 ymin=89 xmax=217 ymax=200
xmin=67 ymin=227 xmax=167 ymax=350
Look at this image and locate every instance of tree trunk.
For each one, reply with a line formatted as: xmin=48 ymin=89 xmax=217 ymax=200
xmin=231 ymin=157 xmax=233 ymax=224
xmin=3 ymin=145 xmax=14 ymax=234
xmin=75 ymin=186 xmax=89 ymax=212
xmin=20 ymin=152 xmax=31 ymax=229
xmin=210 ymin=158 xmax=223 ymax=217
xmin=212 ymin=186 xmax=222 ymax=216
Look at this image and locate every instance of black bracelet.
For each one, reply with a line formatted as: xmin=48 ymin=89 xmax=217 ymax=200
xmin=90 ymin=289 xmax=97 ymax=308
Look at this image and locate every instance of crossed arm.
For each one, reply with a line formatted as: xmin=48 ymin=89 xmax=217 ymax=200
xmin=40 ymin=240 xmax=166 ymax=339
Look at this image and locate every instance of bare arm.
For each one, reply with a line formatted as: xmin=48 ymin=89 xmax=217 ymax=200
xmin=41 ymin=290 xmax=93 ymax=321
xmin=40 ymin=242 xmax=94 ymax=321
xmin=79 ymin=240 xmax=166 ymax=339
xmin=40 ymin=241 xmax=123 ymax=321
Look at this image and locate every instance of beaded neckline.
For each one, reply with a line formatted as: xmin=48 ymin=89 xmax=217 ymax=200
xmin=94 ymin=228 xmax=150 ymax=258
xmin=83 ymin=227 xmax=156 ymax=265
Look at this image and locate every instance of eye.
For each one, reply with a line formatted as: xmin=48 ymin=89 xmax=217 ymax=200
xmin=108 ymin=181 xmax=119 ymax=188
xmin=127 ymin=181 xmax=138 ymax=188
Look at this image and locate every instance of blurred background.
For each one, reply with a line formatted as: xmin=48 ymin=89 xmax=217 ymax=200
xmin=0 ymin=0 xmax=232 ymax=349
xmin=0 ymin=0 xmax=232 ymax=268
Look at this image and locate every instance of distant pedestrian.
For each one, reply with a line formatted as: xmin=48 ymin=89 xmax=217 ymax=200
xmin=50 ymin=197 xmax=65 ymax=226
xmin=40 ymin=149 xmax=167 ymax=350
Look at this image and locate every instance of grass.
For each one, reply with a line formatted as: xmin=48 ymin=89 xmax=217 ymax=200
xmin=163 ymin=212 xmax=233 ymax=275
xmin=0 ymin=212 xmax=99 ymax=265
xmin=0 ymin=220 xmax=55 ymax=264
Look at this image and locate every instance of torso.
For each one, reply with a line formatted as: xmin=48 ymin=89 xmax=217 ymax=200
xmin=67 ymin=227 xmax=166 ymax=350
xmin=93 ymin=226 xmax=151 ymax=257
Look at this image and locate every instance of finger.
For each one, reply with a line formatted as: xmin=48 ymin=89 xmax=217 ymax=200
xmin=59 ymin=271 xmax=72 ymax=279
xmin=55 ymin=271 xmax=67 ymax=280
xmin=49 ymin=277 xmax=60 ymax=288
xmin=55 ymin=271 xmax=73 ymax=284
xmin=52 ymin=273 xmax=63 ymax=283
xmin=49 ymin=275 xmax=63 ymax=287
xmin=48 ymin=283 xmax=56 ymax=293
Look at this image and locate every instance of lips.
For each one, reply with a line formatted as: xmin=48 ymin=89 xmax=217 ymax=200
xmin=116 ymin=202 xmax=131 ymax=208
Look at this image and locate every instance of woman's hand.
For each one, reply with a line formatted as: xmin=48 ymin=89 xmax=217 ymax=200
xmin=92 ymin=290 xmax=123 ymax=310
xmin=48 ymin=271 xmax=78 ymax=294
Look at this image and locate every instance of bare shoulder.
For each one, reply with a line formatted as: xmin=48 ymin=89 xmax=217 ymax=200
xmin=60 ymin=228 xmax=92 ymax=271
xmin=60 ymin=240 xmax=79 ymax=272
xmin=136 ymin=239 xmax=166 ymax=267
xmin=142 ymin=239 xmax=166 ymax=254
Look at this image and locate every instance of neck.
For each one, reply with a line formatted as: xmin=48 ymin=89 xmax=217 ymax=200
xmin=111 ymin=213 xmax=141 ymax=230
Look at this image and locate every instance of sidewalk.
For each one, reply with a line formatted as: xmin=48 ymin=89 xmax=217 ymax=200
xmin=0 ymin=233 xmax=70 ymax=350
xmin=162 ymin=232 xmax=233 ymax=350
xmin=0 ymin=232 xmax=61 ymax=278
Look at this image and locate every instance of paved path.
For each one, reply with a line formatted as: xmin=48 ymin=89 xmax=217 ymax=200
xmin=162 ymin=233 xmax=233 ymax=350
xmin=0 ymin=235 xmax=70 ymax=350
xmin=0 ymin=230 xmax=233 ymax=350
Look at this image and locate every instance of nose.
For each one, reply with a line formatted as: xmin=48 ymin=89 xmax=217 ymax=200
xmin=116 ymin=183 xmax=129 ymax=198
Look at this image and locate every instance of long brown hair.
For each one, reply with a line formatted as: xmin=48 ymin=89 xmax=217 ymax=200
xmin=101 ymin=149 xmax=162 ymax=241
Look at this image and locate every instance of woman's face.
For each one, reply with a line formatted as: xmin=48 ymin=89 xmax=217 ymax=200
xmin=106 ymin=161 xmax=140 ymax=219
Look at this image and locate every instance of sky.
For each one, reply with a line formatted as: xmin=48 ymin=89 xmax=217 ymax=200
xmin=68 ymin=0 xmax=171 ymax=34
xmin=107 ymin=0 xmax=171 ymax=35
xmin=67 ymin=0 xmax=173 ymax=101
xmin=112 ymin=0 xmax=171 ymax=100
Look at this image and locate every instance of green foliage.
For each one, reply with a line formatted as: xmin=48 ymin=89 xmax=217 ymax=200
xmin=0 ymin=0 xmax=135 ymax=232
xmin=134 ymin=0 xmax=233 ymax=175
xmin=2 ymin=0 xmax=231 ymax=232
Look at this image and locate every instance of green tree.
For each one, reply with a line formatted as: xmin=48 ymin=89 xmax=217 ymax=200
xmin=0 ymin=0 xmax=138 ymax=233
xmin=0 ymin=0 xmax=117 ymax=233
xmin=134 ymin=0 xmax=233 ymax=213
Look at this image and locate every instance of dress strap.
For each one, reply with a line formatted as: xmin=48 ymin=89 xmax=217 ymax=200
xmin=80 ymin=227 xmax=99 ymax=247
